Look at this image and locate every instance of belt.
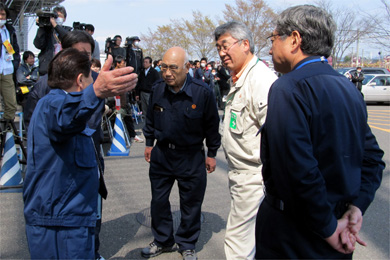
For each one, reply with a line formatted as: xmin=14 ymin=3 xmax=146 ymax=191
xmin=265 ymin=192 xmax=285 ymax=211
xmin=157 ymin=142 xmax=203 ymax=151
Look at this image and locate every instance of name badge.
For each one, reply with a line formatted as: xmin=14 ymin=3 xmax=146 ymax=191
xmin=230 ymin=112 xmax=237 ymax=129
xmin=3 ymin=39 xmax=15 ymax=55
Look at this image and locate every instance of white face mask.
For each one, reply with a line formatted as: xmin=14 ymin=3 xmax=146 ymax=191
xmin=134 ymin=41 xmax=140 ymax=47
xmin=55 ymin=17 xmax=64 ymax=26
xmin=200 ymin=63 xmax=206 ymax=68
xmin=0 ymin=20 xmax=6 ymax=27
xmin=212 ymin=72 xmax=216 ymax=76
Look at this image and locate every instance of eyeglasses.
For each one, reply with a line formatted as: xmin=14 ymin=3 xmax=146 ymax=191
xmin=216 ymin=40 xmax=241 ymax=53
xmin=161 ymin=63 xmax=180 ymax=72
xmin=266 ymin=34 xmax=283 ymax=44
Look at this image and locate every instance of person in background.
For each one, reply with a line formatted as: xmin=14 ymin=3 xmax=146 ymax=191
xmin=194 ymin=57 xmax=207 ymax=82
xmin=255 ymin=5 xmax=384 ymax=259
xmin=351 ymin=66 xmax=364 ymax=94
xmin=153 ymin=59 xmax=161 ymax=72
xmin=188 ymin=60 xmax=194 ymax=77
xmin=23 ymin=48 xmax=138 ymax=260
xmin=214 ymin=20 xmax=277 ymax=260
xmin=110 ymin=35 xmax=126 ymax=62
xmin=142 ymin=47 xmax=221 ymax=260
xmin=126 ymin=36 xmax=143 ymax=76
xmin=216 ymin=64 xmax=231 ymax=108
xmin=112 ymin=55 xmax=144 ymax=143
xmin=91 ymin=58 xmax=102 ymax=73
xmin=33 ymin=5 xmax=71 ymax=76
xmin=136 ymin=56 xmax=161 ymax=117
xmin=211 ymin=68 xmax=221 ymax=108
xmin=85 ymin=24 xmax=100 ymax=61
xmin=0 ymin=3 xmax=20 ymax=123
xmin=16 ymin=51 xmax=38 ymax=109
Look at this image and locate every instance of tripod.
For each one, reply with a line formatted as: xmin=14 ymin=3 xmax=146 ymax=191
xmin=0 ymin=119 xmax=27 ymax=165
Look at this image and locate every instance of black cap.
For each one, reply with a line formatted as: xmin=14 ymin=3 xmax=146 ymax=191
xmin=129 ymin=36 xmax=141 ymax=41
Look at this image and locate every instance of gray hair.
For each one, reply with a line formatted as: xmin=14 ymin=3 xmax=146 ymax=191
xmin=275 ymin=5 xmax=336 ymax=57
xmin=214 ymin=21 xmax=255 ymax=54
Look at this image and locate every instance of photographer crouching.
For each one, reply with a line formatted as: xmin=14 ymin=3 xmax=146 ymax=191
xmin=33 ymin=5 xmax=72 ymax=76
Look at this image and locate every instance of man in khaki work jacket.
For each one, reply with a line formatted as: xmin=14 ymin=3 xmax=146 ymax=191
xmin=214 ymin=21 xmax=277 ymax=260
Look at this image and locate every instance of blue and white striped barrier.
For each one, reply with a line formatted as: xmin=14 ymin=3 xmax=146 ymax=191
xmin=107 ymin=113 xmax=130 ymax=156
xmin=0 ymin=132 xmax=23 ymax=192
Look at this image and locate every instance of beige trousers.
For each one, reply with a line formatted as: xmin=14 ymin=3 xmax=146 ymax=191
xmin=0 ymin=73 xmax=17 ymax=120
xmin=224 ymin=170 xmax=264 ymax=260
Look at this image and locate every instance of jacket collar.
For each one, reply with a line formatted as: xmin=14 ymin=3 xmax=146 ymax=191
xmin=232 ymin=55 xmax=259 ymax=89
xmin=165 ymin=74 xmax=193 ymax=98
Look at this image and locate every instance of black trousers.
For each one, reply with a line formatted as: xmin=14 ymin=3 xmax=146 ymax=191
xmin=255 ymin=198 xmax=353 ymax=259
xmin=149 ymin=145 xmax=206 ymax=251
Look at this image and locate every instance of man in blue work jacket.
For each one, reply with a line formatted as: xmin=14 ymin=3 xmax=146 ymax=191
xmin=23 ymin=49 xmax=138 ymax=259
xmin=142 ymin=46 xmax=221 ymax=260
xmin=255 ymin=5 xmax=385 ymax=259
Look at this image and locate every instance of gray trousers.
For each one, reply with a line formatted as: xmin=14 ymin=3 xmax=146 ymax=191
xmin=140 ymin=91 xmax=150 ymax=118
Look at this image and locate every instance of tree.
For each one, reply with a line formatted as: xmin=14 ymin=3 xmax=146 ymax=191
xmin=141 ymin=11 xmax=218 ymax=60
xmin=222 ymin=0 xmax=276 ymax=57
xmin=367 ymin=0 xmax=390 ymax=53
xmin=315 ymin=0 xmax=373 ymax=67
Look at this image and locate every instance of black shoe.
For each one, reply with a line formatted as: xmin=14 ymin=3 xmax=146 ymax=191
xmin=141 ymin=242 xmax=176 ymax=258
xmin=181 ymin=249 xmax=197 ymax=260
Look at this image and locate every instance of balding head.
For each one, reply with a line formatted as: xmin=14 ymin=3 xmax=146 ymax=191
xmin=161 ymin=47 xmax=190 ymax=91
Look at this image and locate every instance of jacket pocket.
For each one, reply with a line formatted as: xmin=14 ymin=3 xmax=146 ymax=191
xmin=229 ymin=103 xmax=246 ymax=135
xmin=184 ymin=107 xmax=203 ymax=134
xmin=74 ymin=135 xmax=96 ymax=168
xmin=153 ymin=103 xmax=165 ymax=131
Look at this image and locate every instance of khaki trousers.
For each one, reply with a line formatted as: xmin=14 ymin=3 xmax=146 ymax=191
xmin=224 ymin=170 xmax=264 ymax=260
xmin=0 ymin=73 xmax=17 ymax=120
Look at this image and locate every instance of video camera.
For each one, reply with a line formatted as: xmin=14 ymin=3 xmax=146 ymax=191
xmin=73 ymin=22 xmax=87 ymax=31
xmin=36 ymin=9 xmax=58 ymax=28
xmin=104 ymin=37 xmax=116 ymax=54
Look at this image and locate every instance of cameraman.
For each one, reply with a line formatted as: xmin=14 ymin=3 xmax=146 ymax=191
xmin=85 ymin=24 xmax=100 ymax=60
xmin=33 ymin=5 xmax=72 ymax=76
xmin=110 ymin=35 xmax=126 ymax=61
xmin=125 ymin=36 xmax=143 ymax=75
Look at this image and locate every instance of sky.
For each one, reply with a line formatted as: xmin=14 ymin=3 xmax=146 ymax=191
xmin=26 ymin=0 xmax=387 ymax=60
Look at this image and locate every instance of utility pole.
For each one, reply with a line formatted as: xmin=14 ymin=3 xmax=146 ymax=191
xmin=351 ymin=47 xmax=354 ymax=67
xmin=356 ymin=29 xmax=360 ymax=67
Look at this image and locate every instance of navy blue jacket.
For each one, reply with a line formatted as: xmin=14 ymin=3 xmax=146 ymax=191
xmin=23 ymin=85 xmax=104 ymax=227
xmin=143 ymin=75 xmax=221 ymax=158
xmin=261 ymin=56 xmax=385 ymax=239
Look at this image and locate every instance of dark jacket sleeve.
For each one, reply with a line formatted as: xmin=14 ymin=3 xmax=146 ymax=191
xmin=54 ymin=25 xmax=71 ymax=41
xmin=351 ymin=123 xmax=385 ymax=214
xmin=33 ymin=27 xmax=51 ymax=50
xmin=7 ymin=24 xmax=20 ymax=71
xmin=142 ymin=86 xmax=157 ymax=147
xmin=203 ymin=86 xmax=221 ymax=157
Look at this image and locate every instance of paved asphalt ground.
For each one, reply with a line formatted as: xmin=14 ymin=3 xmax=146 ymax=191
xmin=0 ymin=107 xmax=389 ymax=259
